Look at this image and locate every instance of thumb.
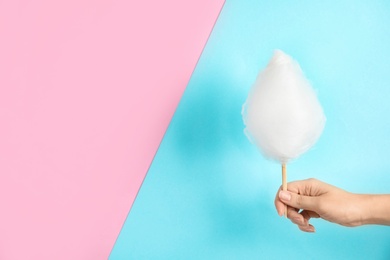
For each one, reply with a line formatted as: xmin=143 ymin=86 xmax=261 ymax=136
xmin=279 ymin=190 xmax=318 ymax=211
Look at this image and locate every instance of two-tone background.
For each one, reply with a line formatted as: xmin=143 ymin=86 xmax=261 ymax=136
xmin=1 ymin=1 xmax=389 ymax=259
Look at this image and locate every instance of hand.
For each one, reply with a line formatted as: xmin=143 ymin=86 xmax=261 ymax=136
xmin=274 ymin=178 xmax=367 ymax=232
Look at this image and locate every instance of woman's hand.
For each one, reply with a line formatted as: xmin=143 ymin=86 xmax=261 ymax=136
xmin=274 ymin=178 xmax=376 ymax=232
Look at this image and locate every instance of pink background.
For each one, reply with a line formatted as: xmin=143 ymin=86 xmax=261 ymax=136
xmin=0 ymin=1 xmax=224 ymax=259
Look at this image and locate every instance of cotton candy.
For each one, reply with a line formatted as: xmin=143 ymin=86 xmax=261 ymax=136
xmin=242 ymin=50 xmax=326 ymax=163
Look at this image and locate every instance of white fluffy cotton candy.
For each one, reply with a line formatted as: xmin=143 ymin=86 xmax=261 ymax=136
xmin=242 ymin=50 xmax=326 ymax=163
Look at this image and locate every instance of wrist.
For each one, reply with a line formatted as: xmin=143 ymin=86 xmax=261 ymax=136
xmin=359 ymin=194 xmax=390 ymax=226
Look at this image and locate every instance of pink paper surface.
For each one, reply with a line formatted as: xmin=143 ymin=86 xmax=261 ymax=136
xmin=0 ymin=1 xmax=224 ymax=259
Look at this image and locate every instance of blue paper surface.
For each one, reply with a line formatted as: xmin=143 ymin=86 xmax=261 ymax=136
xmin=111 ymin=1 xmax=390 ymax=259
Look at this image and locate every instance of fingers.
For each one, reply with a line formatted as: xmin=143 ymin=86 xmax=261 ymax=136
xmin=285 ymin=178 xmax=327 ymax=197
xmin=275 ymin=178 xmax=324 ymax=216
xmin=287 ymin=206 xmax=305 ymax=225
xmin=301 ymin=209 xmax=320 ymax=221
xmin=298 ymin=224 xmax=316 ymax=233
xmin=275 ymin=180 xmax=320 ymax=233
xmin=274 ymin=187 xmax=285 ymax=216
xmin=287 ymin=208 xmax=318 ymax=233
xmin=299 ymin=210 xmax=320 ymax=232
xmin=278 ymin=190 xmax=318 ymax=212
xmin=274 ymin=187 xmax=299 ymax=216
xmin=274 ymin=179 xmax=327 ymax=232
xmin=275 ymin=192 xmax=318 ymax=232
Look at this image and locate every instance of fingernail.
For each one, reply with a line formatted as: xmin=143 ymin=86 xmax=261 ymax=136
xmin=279 ymin=191 xmax=291 ymax=201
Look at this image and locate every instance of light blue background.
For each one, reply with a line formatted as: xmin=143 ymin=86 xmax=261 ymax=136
xmin=111 ymin=1 xmax=390 ymax=259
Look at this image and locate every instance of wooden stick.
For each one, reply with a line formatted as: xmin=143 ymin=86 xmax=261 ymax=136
xmin=282 ymin=163 xmax=287 ymax=218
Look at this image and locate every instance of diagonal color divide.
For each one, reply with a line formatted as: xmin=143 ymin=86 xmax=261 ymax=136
xmin=0 ymin=0 xmax=224 ymax=259
xmin=110 ymin=1 xmax=390 ymax=259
